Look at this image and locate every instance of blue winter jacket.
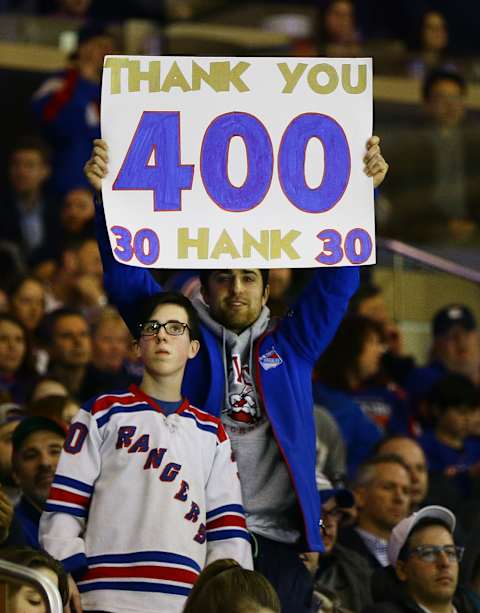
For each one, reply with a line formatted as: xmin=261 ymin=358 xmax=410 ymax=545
xmin=95 ymin=204 xmax=359 ymax=551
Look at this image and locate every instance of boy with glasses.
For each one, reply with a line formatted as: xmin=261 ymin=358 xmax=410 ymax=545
xmin=364 ymin=505 xmax=475 ymax=613
xmin=39 ymin=292 xmax=252 ymax=613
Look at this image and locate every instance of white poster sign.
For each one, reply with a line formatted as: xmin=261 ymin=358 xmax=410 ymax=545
xmin=101 ymin=55 xmax=374 ymax=268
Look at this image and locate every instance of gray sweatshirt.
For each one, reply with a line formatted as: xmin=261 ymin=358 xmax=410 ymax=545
xmin=194 ymin=298 xmax=300 ymax=543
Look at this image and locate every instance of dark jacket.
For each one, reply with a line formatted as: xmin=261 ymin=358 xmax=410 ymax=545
xmin=314 ymin=543 xmax=373 ymax=612
xmin=337 ymin=526 xmax=383 ymax=571
xmin=362 ymin=565 xmax=477 ymax=613
xmin=0 ymin=190 xmax=60 ymax=255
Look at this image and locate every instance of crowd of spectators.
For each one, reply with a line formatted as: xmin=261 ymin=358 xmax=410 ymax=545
xmin=0 ymin=1 xmax=479 ymax=612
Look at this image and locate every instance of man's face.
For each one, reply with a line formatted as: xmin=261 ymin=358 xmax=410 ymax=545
xmin=77 ymin=239 xmax=103 ymax=279
xmin=9 ymin=149 xmax=50 ymax=197
xmin=50 ymin=315 xmax=91 ymax=368
xmin=356 ymin=462 xmax=411 ymax=534
xmin=61 ymin=188 xmax=94 ymax=233
xmin=320 ymin=496 xmax=342 ymax=554
xmin=422 ymin=11 xmax=447 ymax=52
xmin=13 ymin=430 xmax=64 ymax=508
xmin=438 ymin=406 xmax=471 ymax=441
xmin=325 ymin=0 xmax=355 ymax=41
xmin=0 ymin=420 xmax=21 ymax=486
xmin=136 ymin=304 xmax=199 ymax=379
xmin=379 ymin=439 xmax=428 ymax=507
xmin=92 ymin=319 xmax=130 ymax=371
xmin=433 ymin=326 xmax=479 ymax=374
xmin=426 ymin=79 xmax=465 ymax=128
xmin=396 ymin=526 xmax=458 ymax=607
xmin=78 ymin=34 xmax=115 ymax=75
xmin=201 ymin=269 xmax=269 ymax=334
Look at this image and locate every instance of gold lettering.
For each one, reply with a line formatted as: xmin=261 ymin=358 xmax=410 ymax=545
xmin=127 ymin=59 xmax=161 ymax=93
xmin=177 ymin=228 xmax=209 ymax=259
xmin=270 ymin=230 xmax=301 ymax=259
xmin=242 ymin=229 xmax=270 ymax=259
xmin=192 ymin=61 xmax=229 ymax=92
xmin=210 ymin=230 xmax=241 ymax=259
xmin=161 ymin=61 xmax=191 ymax=92
xmin=277 ymin=62 xmax=307 ymax=93
xmin=307 ymin=64 xmax=338 ymax=94
xmin=342 ymin=63 xmax=367 ymax=94
xmin=104 ymin=57 xmax=130 ymax=94
xmin=228 ymin=62 xmax=251 ymax=92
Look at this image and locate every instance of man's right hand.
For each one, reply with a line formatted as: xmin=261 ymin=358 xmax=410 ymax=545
xmin=84 ymin=139 xmax=109 ymax=193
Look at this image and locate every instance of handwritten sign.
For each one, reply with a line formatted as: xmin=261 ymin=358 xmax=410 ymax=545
xmin=101 ymin=56 xmax=374 ymax=268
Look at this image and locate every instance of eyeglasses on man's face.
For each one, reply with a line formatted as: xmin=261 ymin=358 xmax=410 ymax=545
xmin=319 ymin=507 xmax=347 ymax=533
xmin=139 ymin=320 xmax=190 ymax=337
xmin=407 ymin=545 xmax=464 ymax=563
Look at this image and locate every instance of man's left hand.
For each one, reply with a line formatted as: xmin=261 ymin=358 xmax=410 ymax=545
xmin=364 ymin=135 xmax=389 ymax=188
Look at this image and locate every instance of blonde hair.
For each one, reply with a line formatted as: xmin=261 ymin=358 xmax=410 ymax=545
xmin=183 ymin=559 xmax=280 ymax=613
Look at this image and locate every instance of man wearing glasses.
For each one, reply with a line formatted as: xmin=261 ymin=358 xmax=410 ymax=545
xmin=40 ymin=292 xmax=253 ymax=613
xmin=364 ymin=505 xmax=475 ymax=613
xmin=301 ymin=476 xmax=373 ymax=612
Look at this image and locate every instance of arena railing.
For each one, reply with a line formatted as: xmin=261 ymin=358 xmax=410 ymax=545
xmin=0 ymin=560 xmax=63 ymax=612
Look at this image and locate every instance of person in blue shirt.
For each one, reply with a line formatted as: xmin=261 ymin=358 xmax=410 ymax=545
xmin=418 ymin=373 xmax=480 ymax=498
xmin=314 ymin=315 xmax=410 ymax=476
xmin=9 ymin=417 xmax=66 ymax=549
xmin=406 ymin=304 xmax=479 ymax=422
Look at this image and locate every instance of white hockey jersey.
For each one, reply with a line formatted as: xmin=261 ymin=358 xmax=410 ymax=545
xmin=39 ymin=385 xmax=252 ymax=613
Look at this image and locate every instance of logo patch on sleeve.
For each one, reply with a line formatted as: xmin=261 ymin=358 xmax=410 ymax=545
xmin=259 ymin=347 xmax=284 ymax=371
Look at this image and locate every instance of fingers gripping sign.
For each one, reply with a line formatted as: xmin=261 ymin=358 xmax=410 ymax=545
xmin=96 ymin=56 xmax=383 ymax=269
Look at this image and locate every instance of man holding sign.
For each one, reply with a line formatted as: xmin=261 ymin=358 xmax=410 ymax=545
xmin=84 ymin=55 xmax=388 ymax=613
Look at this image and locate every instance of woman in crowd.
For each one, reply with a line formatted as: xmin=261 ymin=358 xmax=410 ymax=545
xmin=0 ymin=314 xmax=37 ymax=404
xmin=9 ymin=275 xmax=46 ymax=337
xmin=0 ymin=546 xmax=68 ymax=612
xmin=314 ymin=315 xmax=411 ymax=476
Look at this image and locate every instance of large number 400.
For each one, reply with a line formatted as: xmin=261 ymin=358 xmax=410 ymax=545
xmin=113 ymin=110 xmax=351 ymax=214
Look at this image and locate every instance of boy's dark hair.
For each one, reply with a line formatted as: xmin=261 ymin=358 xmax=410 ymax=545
xmin=199 ymin=269 xmax=270 ymax=292
xmin=0 ymin=546 xmax=69 ymax=605
xmin=10 ymin=136 xmax=53 ymax=166
xmin=133 ymin=292 xmax=201 ymax=342
xmin=398 ymin=517 xmax=453 ymax=561
xmin=427 ymin=373 xmax=477 ymax=414
xmin=422 ymin=68 xmax=466 ymax=101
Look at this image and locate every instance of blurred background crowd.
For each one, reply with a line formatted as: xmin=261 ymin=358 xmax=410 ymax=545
xmin=0 ymin=0 xmax=480 ymax=611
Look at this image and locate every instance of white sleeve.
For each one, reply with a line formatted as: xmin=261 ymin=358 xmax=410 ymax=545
xmin=39 ymin=405 xmax=102 ymax=575
xmin=204 ymin=425 xmax=253 ymax=569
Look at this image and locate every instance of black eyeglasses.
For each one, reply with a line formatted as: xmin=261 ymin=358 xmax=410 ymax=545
xmin=407 ymin=545 xmax=464 ymax=563
xmin=319 ymin=507 xmax=346 ymax=533
xmin=139 ymin=320 xmax=190 ymax=337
